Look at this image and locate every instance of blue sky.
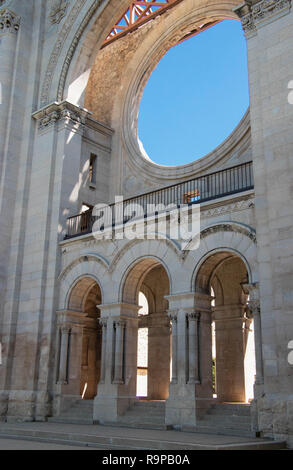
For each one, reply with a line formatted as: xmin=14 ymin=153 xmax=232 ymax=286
xmin=138 ymin=20 xmax=249 ymax=166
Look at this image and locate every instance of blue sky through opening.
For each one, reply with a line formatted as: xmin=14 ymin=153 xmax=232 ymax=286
xmin=138 ymin=20 xmax=249 ymax=166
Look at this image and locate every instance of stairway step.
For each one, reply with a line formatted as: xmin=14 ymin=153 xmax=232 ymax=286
xmin=200 ymin=415 xmax=251 ymax=426
xmin=48 ymin=417 xmax=94 ymax=425
xmin=107 ymin=421 xmax=170 ymax=431
xmin=182 ymin=424 xmax=256 ymax=438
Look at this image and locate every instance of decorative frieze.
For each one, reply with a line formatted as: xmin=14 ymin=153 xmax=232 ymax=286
xmin=32 ymin=101 xmax=90 ymax=131
xmin=201 ymin=198 xmax=254 ymax=218
xmin=0 ymin=8 xmax=20 ymax=34
xmin=234 ymin=0 xmax=291 ymax=36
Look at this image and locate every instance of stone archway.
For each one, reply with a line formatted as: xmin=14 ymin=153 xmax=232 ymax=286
xmin=57 ymin=276 xmax=103 ymax=403
xmin=195 ymin=251 xmax=256 ymax=403
xmin=121 ymin=257 xmax=171 ymax=401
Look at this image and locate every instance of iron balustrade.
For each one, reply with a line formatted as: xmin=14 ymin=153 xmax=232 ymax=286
xmin=65 ymin=161 xmax=254 ymax=239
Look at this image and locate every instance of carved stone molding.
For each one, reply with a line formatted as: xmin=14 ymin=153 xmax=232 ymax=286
xmin=234 ymin=0 xmax=291 ymax=36
xmin=41 ymin=0 xmax=104 ymax=107
xmin=200 ymin=223 xmax=257 ymax=244
xmin=0 ymin=8 xmax=20 ymax=34
xmin=50 ymin=0 xmax=69 ymax=24
xmin=201 ymin=198 xmax=255 ymax=219
xmin=32 ymin=100 xmax=90 ymax=131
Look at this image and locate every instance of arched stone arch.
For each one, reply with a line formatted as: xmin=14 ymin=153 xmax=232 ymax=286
xmin=58 ymin=254 xmax=110 ymax=309
xmin=109 ymin=239 xmax=183 ymax=301
xmin=41 ymin=0 xmax=241 ymax=110
xmin=184 ymin=222 xmax=258 ymax=292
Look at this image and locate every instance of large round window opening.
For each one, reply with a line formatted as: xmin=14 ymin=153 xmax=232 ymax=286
xmin=138 ymin=20 xmax=249 ymax=167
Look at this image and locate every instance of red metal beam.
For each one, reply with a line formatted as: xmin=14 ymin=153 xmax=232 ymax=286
xmin=102 ymin=0 xmax=183 ymax=48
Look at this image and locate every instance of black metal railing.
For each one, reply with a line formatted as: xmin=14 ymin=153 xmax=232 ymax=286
xmin=65 ymin=161 xmax=254 ymax=239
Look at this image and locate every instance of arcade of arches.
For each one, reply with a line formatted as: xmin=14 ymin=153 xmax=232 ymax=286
xmin=57 ymin=253 xmax=257 ymax=423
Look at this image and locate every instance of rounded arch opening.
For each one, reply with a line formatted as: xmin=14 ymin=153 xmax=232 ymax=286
xmin=195 ymin=251 xmax=256 ymax=403
xmin=138 ymin=19 xmax=249 ymax=166
xmin=121 ymin=257 xmax=171 ymax=400
xmin=75 ymin=0 xmax=248 ymax=181
xmin=66 ymin=276 xmax=103 ymax=400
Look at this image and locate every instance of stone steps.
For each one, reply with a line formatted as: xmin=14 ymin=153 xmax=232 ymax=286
xmin=0 ymin=424 xmax=286 ymax=450
xmin=117 ymin=400 xmax=167 ymax=430
xmin=190 ymin=403 xmax=255 ymax=438
xmin=48 ymin=400 xmax=94 ymax=425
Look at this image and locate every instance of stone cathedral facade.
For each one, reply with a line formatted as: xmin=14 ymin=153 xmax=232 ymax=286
xmin=0 ymin=0 xmax=293 ymax=448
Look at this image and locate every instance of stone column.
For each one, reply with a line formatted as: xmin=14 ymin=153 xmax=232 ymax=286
xmin=113 ymin=320 xmax=126 ymax=384
xmin=147 ymin=312 xmax=171 ymax=400
xmin=93 ymin=303 xmax=139 ymax=423
xmin=187 ymin=312 xmax=200 ymax=384
xmin=57 ymin=326 xmax=71 ymax=385
xmin=99 ymin=318 xmax=107 ymax=384
xmin=0 ymin=9 xmax=20 ymax=164
xmin=168 ymin=311 xmax=178 ymax=384
xmin=243 ymin=283 xmax=264 ymax=396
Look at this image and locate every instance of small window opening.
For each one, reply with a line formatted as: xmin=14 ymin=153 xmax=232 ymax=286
xmin=89 ymin=153 xmax=97 ymax=186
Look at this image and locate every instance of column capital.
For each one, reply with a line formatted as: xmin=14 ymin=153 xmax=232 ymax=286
xmin=234 ymin=0 xmax=291 ymax=37
xmin=167 ymin=310 xmax=178 ymax=322
xmin=114 ymin=319 xmax=126 ymax=328
xmin=32 ymin=100 xmax=91 ymax=131
xmin=186 ymin=311 xmax=201 ymax=321
xmin=99 ymin=317 xmax=108 ymax=328
xmin=0 ymin=8 xmax=20 ymax=35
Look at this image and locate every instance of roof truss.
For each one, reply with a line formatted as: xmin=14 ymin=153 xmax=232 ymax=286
xmin=103 ymin=0 xmax=183 ymax=47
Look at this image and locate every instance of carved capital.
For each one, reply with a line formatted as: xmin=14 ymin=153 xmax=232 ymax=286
xmin=168 ymin=311 xmax=178 ymax=322
xmin=32 ymin=101 xmax=90 ymax=131
xmin=0 ymin=9 xmax=20 ymax=34
xmin=99 ymin=318 xmax=108 ymax=328
xmin=234 ymin=0 xmax=291 ymax=36
xmin=50 ymin=0 xmax=69 ymax=24
xmin=114 ymin=319 xmax=126 ymax=329
xmin=187 ymin=311 xmax=201 ymax=321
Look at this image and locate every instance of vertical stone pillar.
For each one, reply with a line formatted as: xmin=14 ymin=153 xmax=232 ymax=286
xmin=187 ymin=312 xmax=200 ymax=384
xmin=243 ymin=282 xmax=264 ymax=396
xmin=57 ymin=326 xmax=71 ymax=385
xmin=113 ymin=320 xmax=126 ymax=384
xmin=147 ymin=313 xmax=171 ymax=400
xmin=165 ymin=293 xmax=213 ymax=428
xmin=213 ymin=305 xmax=247 ymax=402
xmin=168 ymin=311 xmax=178 ymax=384
xmin=99 ymin=318 xmax=107 ymax=384
xmin=0 ymin=9 xmax=20 ymax=162
xmin=93 ymin=303 xmax=139 ymax=423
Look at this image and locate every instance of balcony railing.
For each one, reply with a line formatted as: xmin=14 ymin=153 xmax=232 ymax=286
xmin=65 ymin=161 xmax=254 ymax=239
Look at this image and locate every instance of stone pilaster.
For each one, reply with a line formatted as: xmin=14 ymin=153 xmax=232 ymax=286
xmin=57 ymin=326 xmax=71 ymax=385
xmin=168 ymin=311 xmax=178 ymax=384
xmin=187 ymin=312 xmax=200 ymax=385
xmin=243 ymin=282 xmax=264 ymax=397
xmin=99 ymin=318 xmax=107 ymax=384
xmin=113 ymin=319 xmax=126 ymax=384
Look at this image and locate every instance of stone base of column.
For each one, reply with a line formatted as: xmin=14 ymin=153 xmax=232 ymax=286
xmin=93 ymin=388 xmax=136 ymax=424
xmin=4 ymin=390 xmax=51 ymax=422
xmin=165 ymin=382 xmax=197 ymax=427
xmin=166 ymin=382 xmax=215 ymax=427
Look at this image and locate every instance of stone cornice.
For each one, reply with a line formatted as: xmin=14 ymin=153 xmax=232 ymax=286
xmin=0 ymin=8 xmax=20 ymax=34
xmin=32 ymin=100 xmax=91 ymax=131
xmin=234 ymin=0 xmax=291 ymax=37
